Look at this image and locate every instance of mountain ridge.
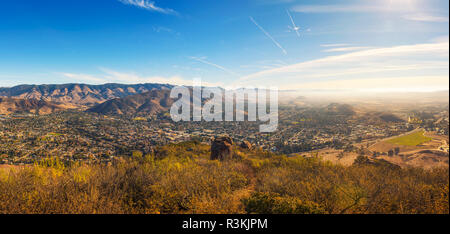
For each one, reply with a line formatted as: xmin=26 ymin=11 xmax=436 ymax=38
xmin=0 ymin=97 xmax=73 ymax=115
xmin=0 ymin=83 xmax=174 ymax=106
xmin=87 ymin=89 xmax=175 ymax=116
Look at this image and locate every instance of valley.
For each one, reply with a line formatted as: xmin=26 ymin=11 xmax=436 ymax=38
xmin=0 ymin=84 xmax=448 ymax=170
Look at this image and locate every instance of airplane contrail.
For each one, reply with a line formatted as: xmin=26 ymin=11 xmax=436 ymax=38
xmin=189 ymin=56 xmax=241 ymax=77
xmin=286 ymin=10 xmax=300 ymax=37
xmin=249 ymin=16 xmax=287 ymax=55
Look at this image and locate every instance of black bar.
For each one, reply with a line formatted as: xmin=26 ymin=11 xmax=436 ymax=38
xmin=1 ymin=214 xmax=448 ymax=233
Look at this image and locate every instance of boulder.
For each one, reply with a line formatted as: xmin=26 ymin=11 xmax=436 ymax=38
xmin=240 ymin=140 xmax=252 ymax=150
xmin=211 ymin=136 xmax=233 ymax=161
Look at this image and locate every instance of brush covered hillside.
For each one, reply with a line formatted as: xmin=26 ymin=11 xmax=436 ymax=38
xmin=0 ymin=141 xmax=448 ymax=214
xmin=324 ymin=103 xmax=404 ymax=124
xmin=325 ymin=103 xmax=356 ymax=116
xmin=0 ymin=97 xmax=73 ymax=115
xmin=87 ymin=89 xmax=175 ymax=115
xmin=0 ymin=83 xmax=173 ymax=106
xmin=353 ymin=112 xmax=405 ymax=125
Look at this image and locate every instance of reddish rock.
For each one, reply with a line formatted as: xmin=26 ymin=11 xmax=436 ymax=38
xmin=211 ymin=136 xmax=233 ymax=161
xmin=240 ymin=140 xmax=252 ymax=150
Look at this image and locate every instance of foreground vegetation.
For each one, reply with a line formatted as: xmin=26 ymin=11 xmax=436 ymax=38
xmin=0 ymin=141 xmax=448 ymax=214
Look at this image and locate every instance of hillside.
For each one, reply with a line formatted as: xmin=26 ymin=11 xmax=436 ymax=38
xmin=325 ymin=103 xmax=356 ymax=116
xmin=354 ymin=112 xmax=405 ymax=124
xmin=367 ymin=130 xmax=449 ymax=169
xmin=87 ymin=89 xmax=174 ymax=115
xmin=0 ymin=83 xmax=173 ymax=106
xmin=0 ymin=141 xmax=447 ymax=214
xmin=0 ymin=97 xmax=72 ymax=115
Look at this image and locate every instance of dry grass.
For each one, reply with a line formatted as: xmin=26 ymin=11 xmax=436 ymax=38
xmin=0 ymin=141 xmax=448 ymax=214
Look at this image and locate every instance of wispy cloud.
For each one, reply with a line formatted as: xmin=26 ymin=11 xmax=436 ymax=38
xmin=0 ymin=79 xmax=22 ymax=88
xmin=60 ymin=68 xmax=222 ymax=87
xmin=257 ymin=0 xmax=296 ymax=5
xmin=291 ymin=1 xmax=448 ymax=24
xmin=322 ymin=46 xmax=373 ymax=53
xmin=249 ymin=16 xmax=287 ymax=55
xmin=189 ymin=56 xmax=241 ymax=77
xmin=118 ymin=0 xmax=178 ymax=15
xmin=240 ymin=60 xmax=288 ymax=70
xmin=320 ymin=43 xmax=351 ymax=47
xmin=292 ymin=4 xmax=387 ymax=13
xmin=152 ymin=26 xmax=181 ymax=36
xmin=99 ymin=68 xmax=201 ymax=85
xmin=291 ymin=0 xmax=421 ymax=14
xmin=237 ymin=39 xmax=449 ymax=91
xmin=403 ymin=14 xmax=449 ymax=23
xmin=60 ymin=73 xmax=108 ymax=84
xmin=296 ymin=76 xmax=449 ymax=92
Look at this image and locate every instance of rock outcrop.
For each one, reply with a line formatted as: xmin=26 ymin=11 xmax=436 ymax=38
xmin=211 ymin=136 xmax=233 ymax=161
xmin=353 ymin=155 xmax=401 ymax=170
xmin=240 ymin=140 xmax=253 ymax=150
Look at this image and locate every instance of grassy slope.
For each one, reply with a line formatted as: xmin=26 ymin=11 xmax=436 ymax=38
xmin=0 ymin=141 xmax=448 ymax=214
xmin=387 ymin=130 xmax=432 ymax=146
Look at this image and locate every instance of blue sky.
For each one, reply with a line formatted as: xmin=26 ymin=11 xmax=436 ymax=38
xmin=0 ymin=0 xmax=448 ymax=91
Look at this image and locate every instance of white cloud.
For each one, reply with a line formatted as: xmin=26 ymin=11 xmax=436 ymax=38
xmin=320 ymin=43 xmax=351 ymax=47
xmin=0 ymin=79 xmax=20 ymax=88
xmin=60 ymin=69 xmax=222 ymax=87
xmin=297 ymin=76 xmax=449 ymax=92
xmin=153 ymin=26 xmax=180 ymax=36
xmin=257 ymin=0 xmax=296 ymax=5
xmin=118 ymin=0 xmax=178 ymax=15
xmin=237 ymin=39 xmax=449 ymax=91
xmin=291 ymin=0 xmax=422 ymax=13
xmin=292 ymin=4 xmax=388 ymax=13
xmin=431 ymin=35 xmax=450 ymax=43
xmin=60 ymin=73 xmax=108 ymax=84
xmin=291 ymin=1 xmax=448 ymax=24
xmin=189 ymin=56 xmax=241 ymax=77
xmin=100 ymin=68 xmax=220 ymax=86
xmin=403 ymin=14 xmax=449 ymax=23
xmin=322 ymin=46 xmax=373 ymax=53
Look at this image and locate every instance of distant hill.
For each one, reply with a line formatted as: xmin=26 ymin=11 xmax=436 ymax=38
xmin=0 ymin=97 xmax=71 ymax=115
xmin=377 ymin=113 xmax=404 ymax=123
xmin=87 ymin=89 xmax=174 ymax=116
xmin=325 ymin=103 xmax=356 ymax=116
xmin=0 ymin=83 xmax=173 ymax=106
xmin=355 ymin=112 xmax=405 ymax=124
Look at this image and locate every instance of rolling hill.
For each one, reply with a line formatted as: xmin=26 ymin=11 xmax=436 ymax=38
xmin=0 ymin=97 xmax=72 ymax=115
xmin=325 ymin=103 xmax=356 ymax=116
xmin=87 ymin=89 xmax=175 ymax=116
xmin=354 ymin=112 xmax=405 ymax=124
xmin=0 ymin=83 xmax=173 ymax=106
